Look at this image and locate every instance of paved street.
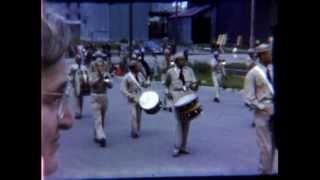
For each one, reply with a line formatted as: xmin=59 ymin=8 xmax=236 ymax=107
xmin=47 ymin=70 xmax=277 ymax=179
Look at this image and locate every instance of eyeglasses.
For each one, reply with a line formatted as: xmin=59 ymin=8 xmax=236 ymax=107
xmin=42 ymin=83 xmax=71 ymax=122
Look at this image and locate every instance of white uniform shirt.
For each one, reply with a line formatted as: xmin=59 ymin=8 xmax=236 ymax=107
xmin=243 ymin=62 xmax=274 ymax=112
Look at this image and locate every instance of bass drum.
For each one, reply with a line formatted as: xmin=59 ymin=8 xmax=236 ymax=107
xmin=139 ymin=91 xmax=161 ymax=115
xmin=174 ymin=93 xmax=202 ymax=122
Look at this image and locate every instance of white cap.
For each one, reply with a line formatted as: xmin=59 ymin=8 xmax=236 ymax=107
xmin=255 ymin=43 xmax=271 ymax=53
xmin=132 ymin=53 xmax=137 ymax=59
xmin=173 ymin=52 xmax=185 ymax=61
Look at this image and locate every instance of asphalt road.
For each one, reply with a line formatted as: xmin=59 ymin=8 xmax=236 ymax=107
xmin=47 ymin=73 xmax=279 ymax=179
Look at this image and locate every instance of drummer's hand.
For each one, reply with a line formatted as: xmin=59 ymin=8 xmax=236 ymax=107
xmin=263 ymin=106 xmax=273 ymax=115
xmin=167 ymin=93 xmax=173 ymax=100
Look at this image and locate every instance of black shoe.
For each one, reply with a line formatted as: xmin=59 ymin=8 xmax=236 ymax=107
xmin=172 ymin=149 xmax=181 ymax=157
xmin=251 ymin=122 xmax=256 ymax=128
xmin=75 ymin=113 xmax=82 ymax=119
xmin=179 ymin=149 xmax=190 ymax=155
xmin=163 ymin=107 xmax=167 ymax=111
xmin=213 ymin=98 xmax=220 ymax=103
xmin=99 ymin=139 xmax=106 ymax=147
xmin=168 ymin=107 xmax=172 ymax=112
xmin=131 ymin=133 xmax=139 ymax=139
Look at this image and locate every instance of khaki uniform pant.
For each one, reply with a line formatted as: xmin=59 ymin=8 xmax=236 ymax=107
xmin=131 ymin=103 xmax=142 ymax=135
xmin=75 ymin=95 xmax=83 ymax=115
xmin=212 ymin=71 xmax=222 ymax=98
xmin=174 ymin=111 xmax=191 ymax=151
xmin=255 ymin=110 xmax=277 ymax=174
xmin=91 ymin=94 xmax=107 ymax=140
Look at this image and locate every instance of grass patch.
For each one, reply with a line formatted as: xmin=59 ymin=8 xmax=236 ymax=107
xmin=151 ymin=62 xmax=245 ymax=90
xmin=110 ymin=43 xmax=121 ymax=50
xmin=191 ymin=62 xmax=213 ymax=86
xmin=191 ymin=62 xmax=245 ymax=89
xmin=222 ymin=74 xmax=245 ymax=90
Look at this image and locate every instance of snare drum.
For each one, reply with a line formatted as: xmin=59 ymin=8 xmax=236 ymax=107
xmin=139 ymin=91 xmax=161 ymax=114
xmin=174 ymin=93 xmax=202 ymax=122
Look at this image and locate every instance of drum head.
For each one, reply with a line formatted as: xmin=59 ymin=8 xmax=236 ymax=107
xmin=139 ymin=91 xmax=159 ymax=110
xmin=174 ymin=93 xmax=198 ymax=107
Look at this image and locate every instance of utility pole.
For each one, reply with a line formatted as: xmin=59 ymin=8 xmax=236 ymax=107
xmin=249 ymin=0 xmax=255 ymax=48
xmin=175 ymin=0 xmax=178 ymax=42
xmin=129 ymin=1 xmax=133 ymax=60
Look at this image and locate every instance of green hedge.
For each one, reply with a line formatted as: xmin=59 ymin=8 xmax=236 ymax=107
xmin=225 ymin=63 xmax=248 ymax=70
xmin=191 ymin=62 xmax=245 ymax=89
xmin=222 ymin=74 xmax=245 ymax=89
xmin=152 ymin=62 xmax=245 ymax=90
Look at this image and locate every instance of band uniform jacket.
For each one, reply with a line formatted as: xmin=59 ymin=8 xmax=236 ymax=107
xmin=121 ymin=72 xmax=147 ymax=104
xmin=165 ymin=66 xmax=198 ymax=103
xmin=89 ymin=70 xmax=113 ymax=94
xmin=210 ymin=57 xmax=226 ymax=76
xmin=68 ymin=64 xmax=89 ymax=96
xmin=243 ymin=62 xmax=274 ymax=114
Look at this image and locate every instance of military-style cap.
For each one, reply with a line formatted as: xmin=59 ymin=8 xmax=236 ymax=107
xmin=95 ymin=57 xmax=104 ymax=64
xmin=255 ymin=43 xmax=271 ymax=53
xmin=173 ymin=52 xmax=185 ymax=61
xmin=128 ymin=60 xmax=139 ymax=67
xmin=75 ymin=54 xmax=81 ymax=59
xmin=131 ymin=53 xmax=137 ymax=59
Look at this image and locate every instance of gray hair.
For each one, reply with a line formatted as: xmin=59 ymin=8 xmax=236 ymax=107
xmin=42 ymin=12 xmax=71 ymax=69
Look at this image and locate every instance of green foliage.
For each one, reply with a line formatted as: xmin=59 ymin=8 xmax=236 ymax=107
xmin=222 ymin=74 xmax=245 ymax=90
xmin=120 ymin=38 xmax=128 ymax=43
xmin=225 ymin=63 xmax=248 ymax=70
xmin=191 ymin=62 xmax=245 ymax=89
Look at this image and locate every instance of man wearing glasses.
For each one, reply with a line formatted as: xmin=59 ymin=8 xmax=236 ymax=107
xmin=42 ymin=12 xmax=75 ymax=176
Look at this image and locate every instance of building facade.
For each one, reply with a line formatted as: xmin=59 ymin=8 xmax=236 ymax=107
xmin=46 ymin=1 xmax=150 ymax=42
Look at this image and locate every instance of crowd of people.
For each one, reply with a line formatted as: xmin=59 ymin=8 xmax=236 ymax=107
xmin=41 ymin=11 xmax=277 ymax=178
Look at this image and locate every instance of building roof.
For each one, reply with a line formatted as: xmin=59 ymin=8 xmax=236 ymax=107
xmin=170 ymin=5 xmax=211 ymax=19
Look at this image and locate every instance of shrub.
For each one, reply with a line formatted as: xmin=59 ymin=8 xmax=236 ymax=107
xmin=120 ymin=38 xmax=128 ymax=43
xmin=225 ymin=63 xmax=248 ymax=70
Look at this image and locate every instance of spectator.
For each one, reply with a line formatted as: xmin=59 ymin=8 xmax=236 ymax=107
xmin=42 ymin=12 xmax=75 ymax=176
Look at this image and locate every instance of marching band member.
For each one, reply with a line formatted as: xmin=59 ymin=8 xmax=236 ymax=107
xmin=246 ymin=48 xmax=258 ymax=127
xmin=160 ymin=48 xmax=175 ymax=112
xmin=211 ymin=51 xmax=226 ymax=103
xmin=164 ymin=52 xmax=199 ymax=157
xmin=120 ymin=60 xmax=150 ymax=139
xmin=68 ymin=55 xmax=90 ymax=119
xmin=243 ymin=44 xmax=276 ymax=174
xmin=89 ymin=57 xmax=113 ymax=147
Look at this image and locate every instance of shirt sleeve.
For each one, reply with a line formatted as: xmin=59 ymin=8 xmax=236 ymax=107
xmin=120 ymin=76 xmax=134 ymax=99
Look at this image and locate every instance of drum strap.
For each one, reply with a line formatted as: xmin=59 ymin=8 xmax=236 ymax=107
xmin=129 ymin=72 xmax=142 ymax=90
